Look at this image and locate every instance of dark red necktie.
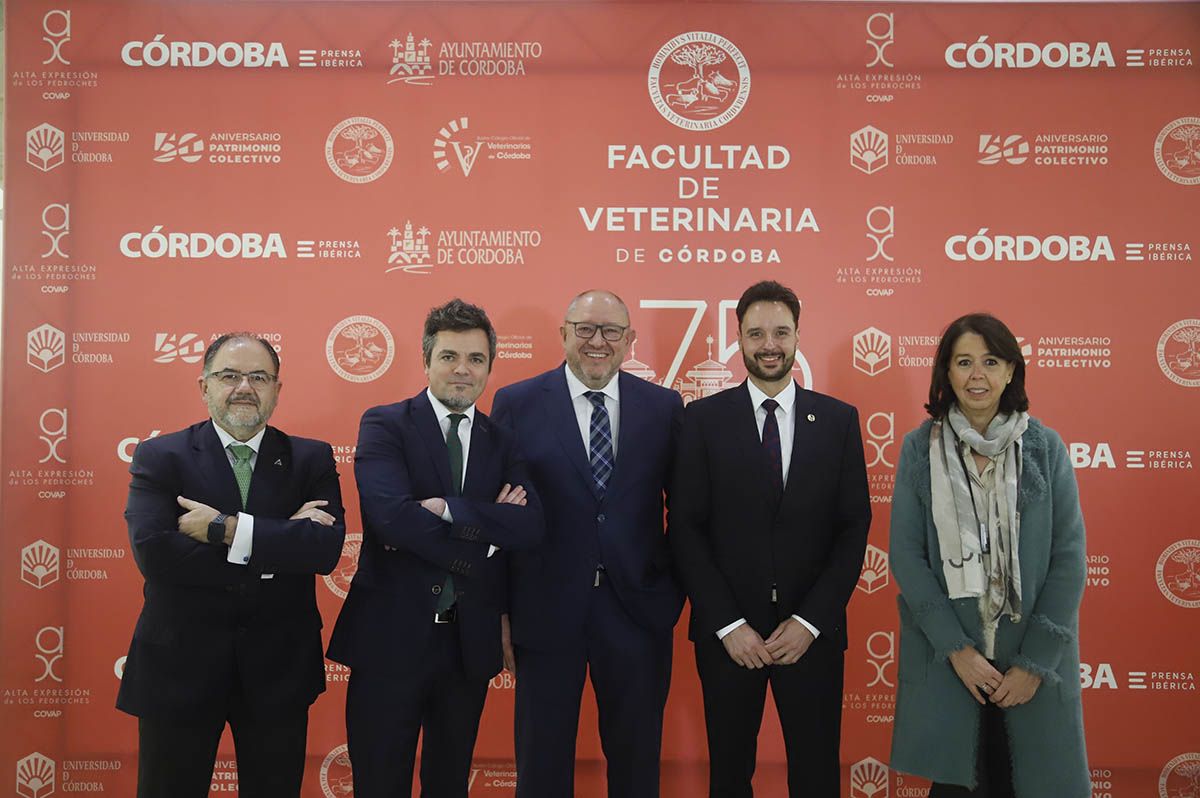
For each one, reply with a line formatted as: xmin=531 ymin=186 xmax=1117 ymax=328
xmin=761 ymin=398 xmax=783 ymax=496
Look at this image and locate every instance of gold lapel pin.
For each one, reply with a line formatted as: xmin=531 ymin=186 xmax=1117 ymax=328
xmin=807 ymin=414 xmax=816 ymax=422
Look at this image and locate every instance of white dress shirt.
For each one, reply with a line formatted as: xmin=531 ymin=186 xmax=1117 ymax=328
xmin=564 ymin=363 xmax=620 ymax=458
xmin=211 ymin=423 xmax=270 ymax=576
xmin=715 ymin=380 xmax=820 ymax=642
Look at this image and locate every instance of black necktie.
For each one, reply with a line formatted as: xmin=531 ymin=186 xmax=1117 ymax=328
xmin=761 ymin=398 xmax=783 ymax=496
xmin=438 ymin=414 xmax=467 ymax=612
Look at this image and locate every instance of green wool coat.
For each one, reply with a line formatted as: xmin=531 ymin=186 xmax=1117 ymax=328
xmin=888 ymin=418 xmax=1090 ymax=797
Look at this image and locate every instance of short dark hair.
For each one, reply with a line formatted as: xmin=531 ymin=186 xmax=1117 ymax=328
xmin=925 ymin=313 xmax=1030 ymax=419
xmin=422 ymin=298 xmax=497 ymax=369
xmin=735 ymin=281 xmax=800 ymax=328
xmin=203 ymin=333 xmax=280 ymax=375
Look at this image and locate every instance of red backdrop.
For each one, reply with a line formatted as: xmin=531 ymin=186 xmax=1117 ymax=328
xmin=3 ymin=2 xmax=1198 ymax=796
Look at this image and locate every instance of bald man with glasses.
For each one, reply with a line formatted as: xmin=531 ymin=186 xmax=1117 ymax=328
xmin=117 ymin=332 xmax=345 ymax=798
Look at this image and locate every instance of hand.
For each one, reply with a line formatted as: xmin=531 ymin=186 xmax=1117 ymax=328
xmin=290 ymin=499 xmax=335 ymax=526
xmin=763 ymin=618 xmax=815 ymax=665
xmin=501 ymin=613 xmax=516 ymax=674
xmin=495 ymin=483 xmax=527 ymax=506
xmin=176 ymin=496 xmax=224 ymax=543
xmin=420 ymin=497 xmax=448 ymax=517
xmin=990 ymin=665 xmax=1041 ymax=708
xmin=720 ymin=624 xmax=773 ymax=669
xmin=948 ymin=646 xmax=1005 ymax=705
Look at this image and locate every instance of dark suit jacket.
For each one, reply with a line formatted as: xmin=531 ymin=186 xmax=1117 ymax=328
xmin=491 ymin=367 xmax=684 ymax=650
xmin=669 ymin=381 xmax=871 ymax=650
xmin=117 ymin=420 xmax=346 ymax=722
xmin=326 ymin=392 xmax=544 ymax=682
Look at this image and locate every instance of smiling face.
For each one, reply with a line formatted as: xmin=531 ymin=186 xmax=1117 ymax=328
xmin=199 ymin=338 xmax=281 ymax=441
xmin=561 ymin=292 xmax=634 ymax=390
xmin=948 ymin=331 xmax=1015 ymax=428
xmin=425 ymin=328 xmax=491 ymax=411
xmin=738 ymin=300 xmax=797 ymax=393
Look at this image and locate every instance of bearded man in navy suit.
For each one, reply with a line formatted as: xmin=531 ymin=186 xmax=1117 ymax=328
xmin=328 ymin=298 xmax=544 ymax=798
xmin=118 ymin=333 xmax=346 ymax=798
xmin=491 ymin=289 xmax=684 ymax=798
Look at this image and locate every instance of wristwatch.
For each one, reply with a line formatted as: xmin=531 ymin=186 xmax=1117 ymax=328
xmin=208 ymin=513 xmax=230 ymax=545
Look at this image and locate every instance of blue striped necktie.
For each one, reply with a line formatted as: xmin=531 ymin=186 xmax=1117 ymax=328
xmin=586 ymin=391 xmax=614 ymax=493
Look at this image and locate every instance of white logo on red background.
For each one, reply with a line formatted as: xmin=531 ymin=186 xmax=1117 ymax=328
xmin=865 ymin=412 xmax=895 ymax=468
xmin=39 ymin=408 xmax=68 ymax=465
xmin=978 ymin=134 xmax=1030 ymax=165
xmin=865 ymin=206 xmax=894 ymax=262
xmin=1157 ymin=319 xmax=1200 ymax=388
xmin=320 ymin=745 xmax=354 ymax=796
xmin=1159 ymin=752 xmax=1200 ymax=798
xmin=326 ymin=117 xmax=394 ymax=184
xmin=1155 ymin=117 xmax=1200 ymax=186
xmin=153 ymin=132 xmax=205 ymax=163
xmin=27 ymin=324 xmax=66 ymax=373
xmin=865 ymin=631 xmax=895 ymax=688
xmin=35 ymin=627 xmax=64 ymax=683
xmin=154 ymin=332 xmax=205 ymax=364
xmin=41 ymin=203 xmax=70 ymax=258
xmin=16 ymin=752 xmax=56 ymax=798
xmin=21 ymin=540 xmax=61 ymax=589
xmin=118 ymin=430 xmax=162 ymax=463
xmin=26 ymin=123 xmax=65 ymax=172
xmin=387 ymin=222 xmax=433 ymax=273
xmin=42 ymin=9 xmax=71 ymax=65
xmin=853 ymin=327 xmax=892 ymax=376
xmin=323 ymin=533 xmax=362 ymax=599
xmin=388 ymin=33 xmax=434 ymax=85
xmin=865 ymin=13 xmax=894 ymax=68
xmin=433 ymin=117 xmax=481 ymax=176
xmin=648 ymin=32 xmax=750 ymax=131
xmin=849 ymin=756 xmax=889 ymax=797
xmin=857 ymin=545 xmax=889 ymax=594
xmin=1156 ymin=539 xmax=1200 ymax=609
xmin=326 ymin=316 xmax=395 ymax=383
xmin=851 ymin=126 xmax=888 ymax=174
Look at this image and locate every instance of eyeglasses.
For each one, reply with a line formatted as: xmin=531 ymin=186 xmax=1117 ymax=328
xmin=565 ymin=321 xmax=628 ymax=342
xmin=207 ymin=370 xmax=278 ymax=388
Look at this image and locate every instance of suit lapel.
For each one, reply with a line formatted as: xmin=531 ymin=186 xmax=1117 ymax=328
xmin=194 ymin=421 xmax=244 ymax=514
xmin=780 ymin=384 xmax=821 ymax=514
xmin=246 ymin=427 xmax=289 ymax=514
xmin=546 ymin=368 xmax=601 ymax=501
xmin=462 ymin=413 xmax=492 ymax=499
xmin=412 ymin=392 xmax=455 ymax=497
xmin=606 ymin=372 xmax=644 ymax=499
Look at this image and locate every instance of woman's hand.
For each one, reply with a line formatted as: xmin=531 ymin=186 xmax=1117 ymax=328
xmin=990 ymin=665 xmax=1041 ymax=708
xmin=948 ymin=646 xmax=1005 ymax=705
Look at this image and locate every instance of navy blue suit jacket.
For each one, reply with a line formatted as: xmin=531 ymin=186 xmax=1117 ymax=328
xmin=491 ymin=367 xmax=684 ymax=650
xmin=326 ymin=392 xmax=544 ymax=682
xmin=117 ymin=420 xmax=346 ymax=721
xmin=669 ymin=381 xmax=871 ymax=650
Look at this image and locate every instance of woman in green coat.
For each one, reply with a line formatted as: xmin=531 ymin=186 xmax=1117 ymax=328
xmin=889 ymin=313 xmax=1089 ymax=797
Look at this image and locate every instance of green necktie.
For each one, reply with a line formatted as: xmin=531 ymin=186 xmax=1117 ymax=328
xmin=229 ymin=444 xmax=253 ymax=509
xmin=437 ymin=414 xmax=467 ymax=612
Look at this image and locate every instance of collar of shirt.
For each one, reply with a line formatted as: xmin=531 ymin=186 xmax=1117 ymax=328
xmin=563 ymin=363 xmax=620 ymax=405
xmin=425 ymin=387 xmax=477 ymax=430
xmin=746 ymin=378 xmax=796 ymax=418
xmin=211 ymin=421 xmax=266 ymax=455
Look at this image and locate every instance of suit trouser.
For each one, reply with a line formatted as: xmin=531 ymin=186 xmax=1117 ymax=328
xmin=345 ymin=622 xmax=489 ymax=798
xmin=694 ymin=630 xmax=844 ymax=798
xmin=514 ymin=579 xmax=673 ymax=798
xmin=136 ymin=688 xmax=308 ymax=798
xmin=929 ymin=701 xmax=1015 ymax=798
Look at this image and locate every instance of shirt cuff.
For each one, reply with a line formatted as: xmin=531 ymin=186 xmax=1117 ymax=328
xmin=716 ymin=618 xmax=747 ymax=640
xmin=791 ymin=615 xmax=820 ymax=638
xmin=487 ymin=545 xmax=499 ymax=558
xmin=226 ymin=513 xmax=253 ymax=566
xmin=440 ymin=503 xmax=453 ymax=523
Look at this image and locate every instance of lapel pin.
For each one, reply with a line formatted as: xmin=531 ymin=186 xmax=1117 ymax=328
xmin=807 ymin=414 xmax=816 ymax=422
xmin=274 ymin=458 xmax=283 ymax=466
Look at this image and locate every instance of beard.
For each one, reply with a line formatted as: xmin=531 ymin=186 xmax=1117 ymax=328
xmin=742 ymin=347 xmax=795 ymax=384
xmin=438 ymin=392 xmax=474 ymax=411
xmin=211 ymin=395 xmax=269 ymax=436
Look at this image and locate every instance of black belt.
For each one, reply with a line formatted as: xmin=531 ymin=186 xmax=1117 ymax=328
xmin=433 ymin=606 xmax=457 ymax=624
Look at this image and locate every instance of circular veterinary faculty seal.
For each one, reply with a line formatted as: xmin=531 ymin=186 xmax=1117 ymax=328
xmin=1157 ymin=539 xmax=1200 ymax=608
xmin=648 ymin=32 xmax=750 ymax=131
xmin=322 ymin=532 xmax=363 ymax=599
xmin=326 ymin=315 xmax=395 ymax=383
xmin=1154 ymin=117 xmax=1200 ymax=186
xmin=320 ymin=744 xmax=354 ymax=797
xmin=326 ymin=116 xmax=394 ymax=184
xmin=1157 ymin=319 xmax=1200 ymax=388
xmin=1159 ymin=752 xmax=1200 ymax=798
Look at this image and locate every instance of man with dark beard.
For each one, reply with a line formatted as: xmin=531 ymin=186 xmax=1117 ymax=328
xmin=669 ymin=281 xmax=871 ymax=797
xmin=118 ymin=333 xmax=346 ymax=798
